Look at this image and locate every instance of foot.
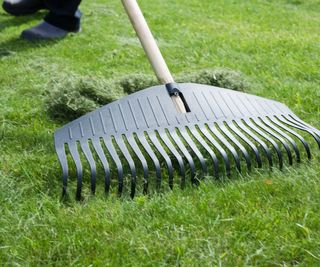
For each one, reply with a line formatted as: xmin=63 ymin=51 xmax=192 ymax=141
xmin=20 ymin=21 xmax=80 ymax=41
xmin=2 ymin=0 xmax=45 ymax=16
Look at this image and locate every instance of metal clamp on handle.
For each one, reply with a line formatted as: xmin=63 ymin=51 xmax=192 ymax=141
xmin=166 ymin=83 xmax=181 ymax=96
xmin=166 ymin=83 xmax=191 ymax=112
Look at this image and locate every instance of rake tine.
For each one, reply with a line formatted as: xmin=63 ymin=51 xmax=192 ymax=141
xmin=92 ymin=138 xmax=111 ymax=194
xmin=148 ymin=131 xmax=175 ymax=189
xmin=236 ymin=120 xmax=273 ymax=168
xmin=269 ymin=103 xmax=320 ymax=145
xmin=254 ymin=100 xmax=304 ymax=161
xmin=179 ymin=127 xmax=207 ymax=177
xmin=157 ymin=129 xmax=186 ymax=187
xmin=276 ymin=115 xmax=320 ymax=148
xmin=126 ymin=134 xmax=149 ymax=194
xmin=68 ymin=142 xmax=83 ymax=201
xmin=137 ymin=133 xmax=162 ymax=191
xmin=199 ymin=126 xmax=231 ymax=176
xmin=237 ymin=98 xmax=276 ymax=168
xmin=289 ymin=115 xmax=320 ymax=144
xmin=243 ymin=119 xmax=283 ymax=169
xmin=103 ymin=137 xmax=124 ymax=196
xmin=240 ymin=97 xmax=284 ymax=167
xmin=290 ymin=115 xmax=320 ymax=135
xmin=269 ymin=116 xmax=311 ymax=160
xmin=208 ymin=124 xmax=242 ymax=172
xmin=80 ymin=141 xmax=97 ymax=194
xmin=115 ymin=135 xmax=137 ymax=198
xmin=188 ymin=125 xmax=219 ymax=178
xmin=252 ymin=118 xmax=293 ymax=165
xmin=262 ymin=117 xmax=301 ymax=163
xmin=284 ymin=115 xmax=319 ymax=135
xmin=218 ymin=123 xmax=252 ymax=171
xmin=168 ymin=128 xmax=197 ymax=184
xmin=56 ymin=144 xmax=69 ymax=197
xmin=227 ymin=121 xmax=263 ymax=168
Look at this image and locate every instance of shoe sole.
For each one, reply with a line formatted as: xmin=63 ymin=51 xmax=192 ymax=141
xmin=20 ymin=27 xmax=81 ymax=41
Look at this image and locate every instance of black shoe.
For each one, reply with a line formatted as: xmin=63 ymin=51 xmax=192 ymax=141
xmin=2 ymin=0 xmax=45 ymax=16
xmin=20 ymin=21 xmax=80 ymax=41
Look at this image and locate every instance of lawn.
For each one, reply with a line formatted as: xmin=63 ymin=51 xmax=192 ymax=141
xmin=0 ymin=0 xmax=320 ymax=266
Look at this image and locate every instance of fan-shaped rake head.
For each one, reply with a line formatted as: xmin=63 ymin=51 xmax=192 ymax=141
xmin=54 ymin=83 xmax=320 ymax=200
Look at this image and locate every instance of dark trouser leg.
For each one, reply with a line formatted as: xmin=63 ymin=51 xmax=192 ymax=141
xmin=44 ymin=0 xmax=82 ymax=32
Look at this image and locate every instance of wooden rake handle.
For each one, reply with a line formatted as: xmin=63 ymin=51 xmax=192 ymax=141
xmin=121 ymin=0 xmax=187 ymax=113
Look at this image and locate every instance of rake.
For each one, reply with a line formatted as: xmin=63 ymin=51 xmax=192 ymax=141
xmin=54 ymin=0 xmax=320 ymax=200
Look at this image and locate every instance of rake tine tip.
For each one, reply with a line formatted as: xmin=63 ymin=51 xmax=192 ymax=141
xmin=92 ymin=138 xmax=111 ymax=194
xmin=148 ymin=131 xmax=175 ymax=189
xmin=137 ymin=133 xmax=162 ymax=190
xmin=80 ymin=141 xmax=98 ymax=195
xmin=169 ymin=128 xmax=197 ymax=184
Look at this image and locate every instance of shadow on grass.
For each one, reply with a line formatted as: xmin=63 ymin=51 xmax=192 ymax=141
xmin=0 ymin=12 xmax=59 ymax=58
xmin=0 ymin=35 xmax=60 ymax=58
xmin=0 ymin=12 xmax=44 ymax=32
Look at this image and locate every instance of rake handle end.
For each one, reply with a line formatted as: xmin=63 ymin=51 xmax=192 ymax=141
xmin=171 ymin=95 xmax=187 ymax=113
xmin=121 ymin=0 xmax=173 ymax=84
xmin=121 ymin=0 xmax=187 ymax=113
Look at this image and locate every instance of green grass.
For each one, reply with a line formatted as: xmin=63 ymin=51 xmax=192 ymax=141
xmin=0 ymin=0 xmax=320 ymax=265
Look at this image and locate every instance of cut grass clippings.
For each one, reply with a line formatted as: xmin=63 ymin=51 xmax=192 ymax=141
xmin=45 ymin=68 xmax=251 ymax=121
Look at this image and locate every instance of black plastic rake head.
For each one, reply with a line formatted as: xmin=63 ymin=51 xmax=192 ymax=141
xmin=54 ymin=0 xmax=320 ymax=200
xmin=54 ymin=83 xmax=320 ymax=200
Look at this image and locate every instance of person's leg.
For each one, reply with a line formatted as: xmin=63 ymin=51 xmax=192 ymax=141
xmin=44 ymin=0 xmax=82 ymax=32
xmin=20 ymin=0 xmax=82 ymax=41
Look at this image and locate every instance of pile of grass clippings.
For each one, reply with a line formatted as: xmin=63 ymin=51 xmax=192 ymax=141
xmin=119 ymin=73 xmax=157 ymax=94
xmin=177 ymin=68 xmax=250 ymax=92
xmin=45 ymin=75 xmax=124 ymax=121
xmin=45 ymin=68 xmax=251 ymax=121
